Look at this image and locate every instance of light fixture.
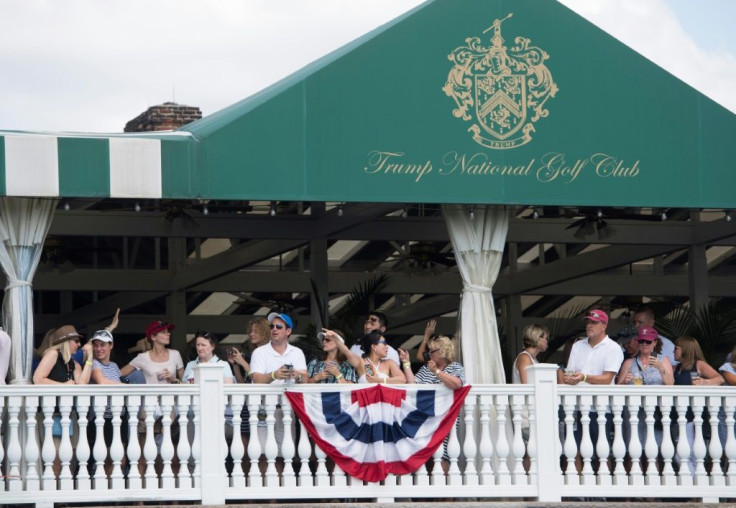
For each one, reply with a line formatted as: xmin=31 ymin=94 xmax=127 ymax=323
xmin=532 ymin=208 xmax=539 ymax=219
xmin=469 ymin=207 xmax=475 ymax=220
xmin=337 ymin=203 xmax=343 ymax=217
xmin=270 ymin=202 xmax=276 ymax=216
xmin=202 ymin=205 xmax=209 ymax=216
xmin=134 ymin=202 xmax=141 ymax=212
xmin=726 ymin=210 xmax=732 ymax=222
xmin=660 ymin=210 xmax=668 ymax=221
xmin=597 ymin=209 xmax=603 ymax=219
xmin=63 ymin=202 xmax=70 ymax=211
xmin=401 ymin=207 xmax=408 ymax=218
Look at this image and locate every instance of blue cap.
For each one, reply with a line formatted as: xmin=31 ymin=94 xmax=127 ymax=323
xmin=267 ymin=312 xmax=293 ymax=329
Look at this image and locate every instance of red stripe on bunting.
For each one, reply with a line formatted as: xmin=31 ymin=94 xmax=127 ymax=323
xmin=286 ymin=385 xmax=471 ymax=483
xmin=350 ymin=383 xmax=406 ymax=407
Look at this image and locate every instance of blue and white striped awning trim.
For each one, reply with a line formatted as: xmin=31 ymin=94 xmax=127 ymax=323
xmin=0 ymin=131 xmax=193 ymax=198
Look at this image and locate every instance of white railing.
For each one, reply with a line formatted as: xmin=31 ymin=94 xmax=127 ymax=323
xmin=1 ymin=364 xmax=735 ymax=507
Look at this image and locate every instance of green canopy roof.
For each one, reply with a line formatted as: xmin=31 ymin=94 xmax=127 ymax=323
xmin=2 ymin=0 xmax=734 ymax=207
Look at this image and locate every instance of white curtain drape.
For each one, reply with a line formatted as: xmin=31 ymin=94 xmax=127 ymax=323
xmin=0 ymin=197 xmax=57 ymax=384
xmin=442 ymin=204 xmax=509 ymax=384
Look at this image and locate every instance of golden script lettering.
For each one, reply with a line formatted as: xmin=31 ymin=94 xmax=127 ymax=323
xmin=362 ymin=150 xmax=640 ymax=184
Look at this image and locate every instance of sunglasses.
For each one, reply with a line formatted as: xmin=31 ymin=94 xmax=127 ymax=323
xmin=194 ymin=330 xmax=212 ymax=339
xmin=270 ymin=324 xmax=285 ymax=330
xmin=377 ymin=339 xmax=387 ymax=344
xmin=637 ymin=339 xmax=655 ymax=344
xmin=428 ymin=348 xmax=440 ymax=354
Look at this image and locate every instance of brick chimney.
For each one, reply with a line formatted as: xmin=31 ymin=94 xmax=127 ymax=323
xmin=124 ymin=102 xmax=202 ymax=132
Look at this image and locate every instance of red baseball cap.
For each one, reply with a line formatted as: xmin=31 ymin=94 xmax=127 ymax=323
xmin=146 ymin=320 xmax=175 ymax=337
xmin=636 ymin=326 xmax=659 ymax=342
xmin=583 ymin=309 xmax=608 ymax=325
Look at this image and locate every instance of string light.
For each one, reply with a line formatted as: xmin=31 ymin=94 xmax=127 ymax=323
xmin=469 ymin=207 xmax=475 ymax=220
xmin=532 ymin=209 xmax=539 ymax=219
xmin=134 ymin=202 xmax=141 ymax=212
xmin=337 ymin=204 xmax=343 ymax=217
xmin=203 ymin=205 xmax=209 ymax=216
xmin=63 ymin=203 xmax=70 ymax=211
xmin=270 ymin=202 xmax=276 ymax=216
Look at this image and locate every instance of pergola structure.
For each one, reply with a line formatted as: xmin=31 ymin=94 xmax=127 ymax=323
xmin=1 ymin=0 xmax=735 ymax=383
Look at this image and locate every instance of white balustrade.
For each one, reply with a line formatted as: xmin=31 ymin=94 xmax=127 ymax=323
xmin=1 ymin=365 xmax=735 ymax=507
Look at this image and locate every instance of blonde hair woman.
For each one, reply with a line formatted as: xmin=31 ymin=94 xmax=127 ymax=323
xmin=399 ymin=335 xmax=465 ymax=389
xmin=512 ymin=324 xmax=549 ymax=384
xmin=33 ymin=325 xmax=93 ymax=385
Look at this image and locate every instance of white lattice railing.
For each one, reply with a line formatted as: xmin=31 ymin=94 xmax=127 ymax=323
xmin=1 ymin=364 xmax=735 ymax=507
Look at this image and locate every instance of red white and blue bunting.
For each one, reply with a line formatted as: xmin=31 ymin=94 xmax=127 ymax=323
xmin=285 ymin=384 xmax=471 ymax=482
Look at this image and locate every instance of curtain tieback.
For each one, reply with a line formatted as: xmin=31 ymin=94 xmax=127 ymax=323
xmin=5 ymin=279 xmax=32 ymax=291
xmin=464 ymin=283 xmax=492 ymax=293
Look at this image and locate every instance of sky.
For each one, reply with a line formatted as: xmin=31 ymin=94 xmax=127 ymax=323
xmin=0 ymin=0 xmax=734 ymax=133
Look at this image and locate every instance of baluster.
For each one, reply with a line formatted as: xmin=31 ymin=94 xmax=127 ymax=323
xmin=447 ymin=412 xmax=462 ymax=485
xmin=509 ymin=394 xmax=525 ymax=484
xmin=0 ymin=395 xmax=4 ymax=477
xmin=6 ymin=396 xmax=22 ymax=491
xmin=627 ymin=395 xmax=644 ymax=485
xmin=643 ymin=394 xmax=659 ymax=484
xmin=296 ymin=418 xmax=312 ymax=486
xmin=494 ymin=394 xmax=511 ymax=485
xmin=92 ymin=395 xmax=108 ymax=488
xmin=23 ymin=395 xmax=41 ymax=491
xmin=246 ymin=395 xmax=262 ymax=487
xmin=229 ymin=394 xmax=245 ymax=487
xmin=110 ymin=395 xmax=125 ymax=489
xmin=57 ymin=395 xmax=74 ymax=490
xmin=74 ymin=395 xmax=92 ymax=490
xmin=159 ymin=395 xmax=175 ymax=488
xmin=478 ymin=395 xmax=494 ymax=486
xmin=126 ymin=395 xmax=143 ymax=490
xmin=175 ymin=395 xmax=192 ymax=487
xmin=610 ymin=395 xmax=626 ymax=485
xmin=462 ymin=394 xmax=479 ymax=486
xmin=659 ymin=395 xmax=676 ymax=485
xmin=595 ymin=396 xmax=611 ymax=484
xmin=280 ymin=395 xmax=297 ymax=487
xmin=313 ymin=436 xmax=329 ymax=487
xmin=577 ymin=395 xmax=594 ymax=485
xmin=526 ymin=393 xmax=538 ymax=485
xmin=707 ymin=397 xmax=724 ymax=485
xmin=691 ymin=396 xmax=707 ymax=484
xmin=332 ymin=457 xmax=348 ymax=488
xmin=723 ymin=397 xmax=736 ymax=484
xmin=40 ymin=396 xmax=57 ymax=490
xmin=263 ymin=394 xmax=279 ymax=487
xmin=674 ymin=395 xmax=692 ymax=485
xmin=190 ymin=394 xmax=201 ymax=487
xmin=142 ymin=395 xmax=158 ymax=489
xmin=430 ymin=430 xmax=445 ymax=486
xmin=562 ymin=394 xmax=578 ymax=485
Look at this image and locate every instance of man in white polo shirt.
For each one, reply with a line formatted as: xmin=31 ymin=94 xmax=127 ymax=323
xmin=562 ymin=309 xmax=623 ymax=462
xmin=563 ymin=309 xmax=623 ymax=386
xmin=250 ymin=312 xmax=307 ymax=384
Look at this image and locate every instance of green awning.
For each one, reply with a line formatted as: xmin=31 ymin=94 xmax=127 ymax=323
xmin=2 ymin=0 xmax=735 ymax=207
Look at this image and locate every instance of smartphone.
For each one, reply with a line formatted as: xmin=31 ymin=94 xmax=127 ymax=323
xmin=422 ymin=351 xmax=430 ymax=362
xmin=284 ymin=363 xmax=293 ymax=371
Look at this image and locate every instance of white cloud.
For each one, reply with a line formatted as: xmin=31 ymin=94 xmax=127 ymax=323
xmin=0 ymin=0 xmax=733 ymax=132
xmin=558 ymin=0 xmax=736 ymax=113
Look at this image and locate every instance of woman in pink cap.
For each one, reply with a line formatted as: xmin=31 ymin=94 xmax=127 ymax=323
xmin=120 ymin=321 xmax=183 ymax=384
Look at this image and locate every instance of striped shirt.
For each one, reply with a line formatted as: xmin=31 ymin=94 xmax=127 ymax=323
xmin=92 ymin=359 xmax=122 ymax=383
xmin=414 ymin=362 xmax=466 ymax=385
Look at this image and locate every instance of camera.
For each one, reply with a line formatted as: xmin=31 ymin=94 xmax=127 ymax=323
xmin=422 ymin=351 xmax=430 ymax=362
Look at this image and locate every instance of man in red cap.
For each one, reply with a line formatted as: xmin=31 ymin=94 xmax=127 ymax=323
xmin=563 ymin=309 xmax=623 ymax=386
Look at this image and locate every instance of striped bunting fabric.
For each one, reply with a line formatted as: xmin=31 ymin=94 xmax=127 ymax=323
xmin=285 ymin=383 xmax=471 ymax=482
xmin=0 ymin=131 xmax=192 ymax=198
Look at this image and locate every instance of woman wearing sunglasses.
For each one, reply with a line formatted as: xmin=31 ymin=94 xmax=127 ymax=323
xmin=307 ymin=329 xmax=356 ymax=384
xmin=616 ymin=326 xmax=674 ymax=386
xmin=398 ymin=335 xmax=465 ymax=389
xmin=33 ymin=325 xmax=93 ymax=385
xmin=332 ymin=329 xmax=405 ymax=384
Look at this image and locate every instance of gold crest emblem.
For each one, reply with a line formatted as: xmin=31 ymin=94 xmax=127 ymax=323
xmin=443 ymin=14 xmax=558 ymax=149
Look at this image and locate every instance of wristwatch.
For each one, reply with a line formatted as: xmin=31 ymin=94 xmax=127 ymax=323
xmin=434 ymin=369 xmax=441 ymax=376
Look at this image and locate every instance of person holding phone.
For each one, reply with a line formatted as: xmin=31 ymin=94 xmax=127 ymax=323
xmin=250 ymin=313 xmax=307 ymax=385
xmin=307 ymin=330 xmax=356 ymax=384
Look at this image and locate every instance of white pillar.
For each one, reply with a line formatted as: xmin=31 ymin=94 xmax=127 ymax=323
xmin=196 ymin=363 xmax=226 ymax=505
xmin=527 ymin=364 xmax=561 ymax=502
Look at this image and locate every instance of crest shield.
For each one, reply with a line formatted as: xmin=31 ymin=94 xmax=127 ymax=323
xmin=475 ymin=74 xmax=527 ymax=140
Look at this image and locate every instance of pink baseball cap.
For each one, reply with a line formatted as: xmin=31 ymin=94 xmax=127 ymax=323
xmin=583 ymin=309 xmax=608 ymax=325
